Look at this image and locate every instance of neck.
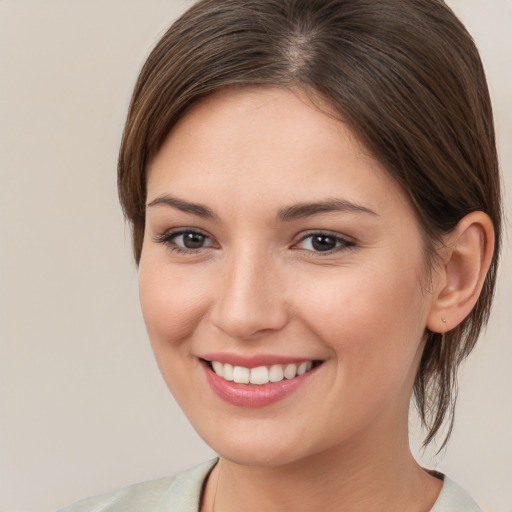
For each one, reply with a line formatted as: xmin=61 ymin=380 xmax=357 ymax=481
xmin=203 ymin=421 xmax=442 ymax=512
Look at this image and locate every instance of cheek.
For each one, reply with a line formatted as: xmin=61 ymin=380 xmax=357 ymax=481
xmin=295 ymin=258 xmax=428 ymax=377
xmin=292 ymin=267 xmax=427 ymax=439
xmin=138 ymin=255 xmax=215 ymax=406
xmin=138 ymin=256 xmax=209 ymax=350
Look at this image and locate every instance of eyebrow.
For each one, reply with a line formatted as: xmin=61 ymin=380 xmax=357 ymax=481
xmin=146 ymin=195 xmax=378 ymax=221
xmin=146 ymin=195 xmax=217 ymax=219
xmin=277 ymin=199 xmax=378 ymax=221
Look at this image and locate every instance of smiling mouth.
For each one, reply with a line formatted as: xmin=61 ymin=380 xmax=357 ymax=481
xmin=203 ymin=360 xmax=322 ymax=385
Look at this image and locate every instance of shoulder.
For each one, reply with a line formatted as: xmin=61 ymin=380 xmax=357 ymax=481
xmin=57 ymin=459 xmax=218 ymax=512
xmin=430 ymin=475 xmax=483 ymax=512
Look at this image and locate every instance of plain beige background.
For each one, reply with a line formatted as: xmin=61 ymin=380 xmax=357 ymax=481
xmin=0 ymin=1 xmax=510 ymax=511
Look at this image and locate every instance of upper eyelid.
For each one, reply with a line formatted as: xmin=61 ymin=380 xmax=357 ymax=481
xmin=153 ymin=228 xmax=214 ymax=246
xmin=294 ymin=229 xmax=354 ymax=243
xmin=153 ymin=228 xmax=354 ymax=248
xmin=291 ymin=231 xmax=356 ymax=253
xmin=154 ymin=227 xmax=211 ymax=239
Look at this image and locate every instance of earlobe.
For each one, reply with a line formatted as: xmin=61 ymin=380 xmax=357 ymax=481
xmin=427 ymin=211 xmax=495 ymax=333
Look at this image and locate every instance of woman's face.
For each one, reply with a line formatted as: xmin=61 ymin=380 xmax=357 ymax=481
xmin=139 ymin=88 xmax=439 ymax=466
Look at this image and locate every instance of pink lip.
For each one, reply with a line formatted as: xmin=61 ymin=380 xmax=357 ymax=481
xmin=201 ymin=352 xmax=315 ymax=368
xmin=201 ymin=360 xmax=321 ymax=408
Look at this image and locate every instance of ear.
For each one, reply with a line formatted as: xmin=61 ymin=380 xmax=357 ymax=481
xmin=427 ymin=211 xmax=495 ymax=333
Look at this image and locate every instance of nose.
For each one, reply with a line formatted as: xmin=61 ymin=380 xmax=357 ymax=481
xmin=209 ymin=247 xmax=290 ymax=341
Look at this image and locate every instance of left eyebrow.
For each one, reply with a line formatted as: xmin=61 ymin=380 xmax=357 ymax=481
xmin=277 ymin=199 xmax=378 ymax=221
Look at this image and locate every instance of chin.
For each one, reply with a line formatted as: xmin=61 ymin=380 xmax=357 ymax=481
xmin=216 ymin=445 xmax=308 ymax=468
xmin=197 ymin=425 xmax=314 ymax=468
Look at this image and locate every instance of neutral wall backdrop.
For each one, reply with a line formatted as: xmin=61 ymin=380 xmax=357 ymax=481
xmin=0 ymin=1 xmax=510 ymax=511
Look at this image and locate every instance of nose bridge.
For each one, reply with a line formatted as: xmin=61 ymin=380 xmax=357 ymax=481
xmin=210 ymin=242 xmax=288 ymax=340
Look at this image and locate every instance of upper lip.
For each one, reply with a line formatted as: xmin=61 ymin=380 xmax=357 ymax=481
xmin=200 ymin=353 xmax=321 ymax=368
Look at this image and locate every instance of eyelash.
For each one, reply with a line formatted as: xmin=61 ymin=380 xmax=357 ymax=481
xmin=153 ymin=229 xmax=355 ymax=255
xmin=292 ymin=231 xmax=355 ymax=254
xmin=153 ymin=229 xmax=216 ymax=254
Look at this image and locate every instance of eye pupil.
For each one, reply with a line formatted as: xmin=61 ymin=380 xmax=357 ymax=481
xmin=311 ymin=235 xmax=336 ymax=251
xmin=183 ymin=232 xmax=205 ymax=249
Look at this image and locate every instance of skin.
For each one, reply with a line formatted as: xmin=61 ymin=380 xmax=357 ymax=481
xmin=139 ymin=88 xmax=492 ymax=511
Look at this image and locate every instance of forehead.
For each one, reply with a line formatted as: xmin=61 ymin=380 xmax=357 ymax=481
xmin=146 ymin=87 xmax=410 ymax=219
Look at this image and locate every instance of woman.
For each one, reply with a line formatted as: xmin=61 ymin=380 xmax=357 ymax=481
xmin=60 ymin=0 xmax=502 ymax=510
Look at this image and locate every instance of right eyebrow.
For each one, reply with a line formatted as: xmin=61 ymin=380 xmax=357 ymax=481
xmin=146 ymin=195 xmax=217 ymax=219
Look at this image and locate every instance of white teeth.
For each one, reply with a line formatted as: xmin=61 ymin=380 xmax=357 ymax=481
xmin=223 ymin=363 xmax=234 ymax=381
xmin=233 ymin=366 xmax=250 ymax=384
xmin=297 ymin=361 xmax=312 ymax=376
xmin=269 ymin=364 xmax=284 ymax=382
xmin=212 ymin=361 xmax=224 ymax=377
xmin=210 ymin=360 xmax=316 ymax=385
xmin=250 ymin=366 xmax=269 ymax=385
xmin=284 ymin=363 xmax=297 ymax=379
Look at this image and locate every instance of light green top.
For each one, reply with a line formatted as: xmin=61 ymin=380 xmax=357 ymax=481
xmin=57 ymin=459 xmax=483 ymax=512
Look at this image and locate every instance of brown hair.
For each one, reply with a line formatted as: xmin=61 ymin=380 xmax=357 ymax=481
xmin=118 ymin=0 xmax=502 ymax=447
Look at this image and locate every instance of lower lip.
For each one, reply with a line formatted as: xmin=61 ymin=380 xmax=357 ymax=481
xmin=202 ymin=362 xmax=320 ymax=408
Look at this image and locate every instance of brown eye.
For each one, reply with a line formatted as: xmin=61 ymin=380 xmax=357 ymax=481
xmin=180 ymin=232 xmax=207 ymax=249
xmin=294 ymin=232 xmax=354 ymax=253
xmin=154 ymin=229 xmax=215 ymax=252
xmin=311 ymin=235 xmax=337 ymax=252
